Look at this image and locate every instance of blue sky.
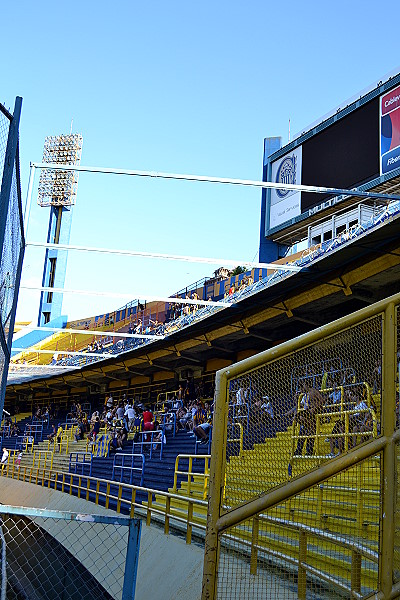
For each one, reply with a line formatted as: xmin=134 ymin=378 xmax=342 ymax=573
xmin=2 ymin=0 xmax=400 ymax=322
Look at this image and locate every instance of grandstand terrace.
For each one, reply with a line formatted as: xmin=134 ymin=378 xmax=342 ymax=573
xmin=6 ymin=204 xmax=400 ymax=407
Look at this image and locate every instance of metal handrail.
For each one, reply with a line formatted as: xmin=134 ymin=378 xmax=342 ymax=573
xmin=173 ymin=454 xmax=211 ymax=500
xmin=1 ymin=460 xmax=207 ymax=544
xmin=227 ymin=422 xmax=243 ymax=455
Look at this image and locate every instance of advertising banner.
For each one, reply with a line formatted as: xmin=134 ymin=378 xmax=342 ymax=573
xmin=380 ymin=84 xmax=400 ymax=175
xmin=269 ymin=146 xmax=302 ymax=229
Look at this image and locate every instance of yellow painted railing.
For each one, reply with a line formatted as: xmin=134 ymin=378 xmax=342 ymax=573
xmin=173 ymin=454 xmax=211 ymax=500
xmin=227 ymin=422 xmax=243 ymax=455
xmin=292 ymin=406 xmax=378 ymax=458
xmin=1 ymin=462 xmax=208 ymax=545
xmin=32 ymin=449 xmax=54 ymax=470
xmin=155 ymin=389 xmax=179 ymax=412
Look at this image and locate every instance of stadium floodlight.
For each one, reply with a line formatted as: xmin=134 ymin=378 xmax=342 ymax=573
xmin=37 ymin=134 xmax=83 ymax=207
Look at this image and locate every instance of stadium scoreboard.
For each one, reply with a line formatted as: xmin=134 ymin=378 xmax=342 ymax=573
xmin=264 ymin=74 xmax=400 ymax=242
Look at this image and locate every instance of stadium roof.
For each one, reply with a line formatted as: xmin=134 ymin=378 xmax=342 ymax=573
xmin=6 ymin=210 xmax=400 ymax=399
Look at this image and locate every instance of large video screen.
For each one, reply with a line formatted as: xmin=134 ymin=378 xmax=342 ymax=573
xmin=301 ymin=97 xmax=380 ymax=212
xmin=269 ymin=95 xmax=381 ymax=230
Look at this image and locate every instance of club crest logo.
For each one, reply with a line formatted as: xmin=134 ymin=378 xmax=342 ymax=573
xmin=275 ymin=155 xmax=297 ymax=198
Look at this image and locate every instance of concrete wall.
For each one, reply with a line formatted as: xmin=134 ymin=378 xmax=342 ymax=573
xmin=0 ymin=479 xmax=203 ymax=600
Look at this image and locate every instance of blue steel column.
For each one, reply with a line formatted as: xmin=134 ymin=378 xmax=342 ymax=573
xmin=258 ymin=136 xmax=284 ymax=263
xmin=37 ymin=204 xmax=73 ymax=326
xmin=0 ymin=97 xmax=23 ymax=418
xmin=122 ymin=518 xmax=141 ymax=600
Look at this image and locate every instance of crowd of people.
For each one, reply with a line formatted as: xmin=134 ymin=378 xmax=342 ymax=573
xmin=51 ymin=272 xmax=261 ymax=370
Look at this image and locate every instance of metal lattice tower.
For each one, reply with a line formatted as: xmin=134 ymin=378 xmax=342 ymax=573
xmin=37 ymin=133 xmax=83 ymax=327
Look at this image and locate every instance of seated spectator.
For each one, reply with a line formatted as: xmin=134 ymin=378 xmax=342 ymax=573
xmin=350 ymin=398 xmax=374 ymax=447
xmin=47 ymin=424 xmax=57 ymax=442
xmin=105 ymin=409 xmax=114 ymax=427
xmin=193 ymin=416 xmax=213 ymax=445
xmin=178 ymin=406 xmax=193 ymax=430
xmin=74 ymin=419 xmax=86 ymax=442
xmin=11 ymin=423 xmax=20 ymax=437
xmin=327 ymin=385 xmax=342 ymax=410
xmin=163 ymin=413 xmax=174 ymax=432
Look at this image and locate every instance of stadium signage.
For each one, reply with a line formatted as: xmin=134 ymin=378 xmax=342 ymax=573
xmin=269 ymin=146 xmax=302 ymax=228
xmin=380 ymin=83 xmax=400 ymax=175
xmin=308 ymin=197 xmax=341 ymax=216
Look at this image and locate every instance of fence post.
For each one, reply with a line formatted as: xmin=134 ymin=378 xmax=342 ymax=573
xmin=121 ymin=518 xmax=141 ymax=600
xmin=298 ymin=530 xmax=307 ymax=599
xmin=250 ymin=515 xmax=259 ymax=575
xmin=165 ymin=496 xmax=170 ymax=534
xmin=202 ymin=370 xmax=229 ymax=600
xmin=380 ymin=302 xmax=396 ymax=597
xmin=351 ymin=549 xmax=361 ymax=596
xmin=186 ymin=500 xmax=193 ymax=544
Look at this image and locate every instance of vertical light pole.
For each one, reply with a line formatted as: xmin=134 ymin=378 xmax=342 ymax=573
xmin=37 ymin=134 xmax=83 ymax=327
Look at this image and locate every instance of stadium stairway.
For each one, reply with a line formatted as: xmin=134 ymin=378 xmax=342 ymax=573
xmin=90 ymin=428 xmax=202 ymax=494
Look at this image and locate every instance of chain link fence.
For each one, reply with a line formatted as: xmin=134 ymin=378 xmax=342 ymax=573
xmin=0 ymin=99 xmax=24 ymax=416
xmin=0 ymin=505 xmax=140 ymax=600
xmin=224 ymin=315 xmax=382 ymax=512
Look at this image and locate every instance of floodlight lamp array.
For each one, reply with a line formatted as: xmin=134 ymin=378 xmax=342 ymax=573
xmin=37 ymin=134 xmax=83 ymax=207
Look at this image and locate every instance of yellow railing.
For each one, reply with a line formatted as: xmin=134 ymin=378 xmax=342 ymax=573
xmin=32 ymin=450 xmax=54 ymax=471
xmin=0 ymin=445 xmax=384 ymax=591
xmin=86 ymin=434 xmax=112 ymax=457
xmin=155 ymin=390 xmax=179 ymax=412
xmin=173 ymin=454 xmax=211 ymax=500
xmin=227 ymin=422 xmax=243 ymax=455
xmin=1 ymin=462 xmax=208 ymax=545
xmin=48 ymin=434 xmax=70 ymax=454
xmin=292 ymin=406 xmax=378 ymax=458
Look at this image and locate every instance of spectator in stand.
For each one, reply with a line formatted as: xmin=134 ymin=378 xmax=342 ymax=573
xmin=372 ymin=360 xmax=382 ymax=395
xmin=105 ymin=394 xmax=114 ymax=410
xmin=91 ymin=410 xmax=99 ymax=424
xmin=143 ymin=407 xmax=154 ymax=432
xmin=327 ymin=419 xmax=345 ymax=457
xmin=177 ymin=406 xmax=191 ymax=430
xmin=11 ymin=423 xmax=20 ymax=437
xmin=116 ymin=402 xmax=125 ymax=421
xmin=124 ymin=404 xmax=136 ymax=431
xmin=105 ymin=409 xmax=114 ymax=427
xmin=293 ymin=387 xmax=325 ymax=457
xmin=350 ymin=396 xmax=373 ymax=448
xmin=89 ymin=417 xmax=101 ymax=442
xmin=192 ymin=401 xmax=206 ymax=430
xmin=56 ymin=425 xmax=64 ymax=451
xmin=1 ymin=448 xmax=9 ymax=472
xmin=47 ymin=424 xmax=57 ymax=442
xmin=193 ymin=415 xmax=213 ymax=445
xmin=74 ymin=419 xmax=86 ymax=442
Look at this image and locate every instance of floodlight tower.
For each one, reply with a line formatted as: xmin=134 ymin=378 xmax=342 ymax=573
xmin=37 ymin=134 xmax=83 ymax=326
